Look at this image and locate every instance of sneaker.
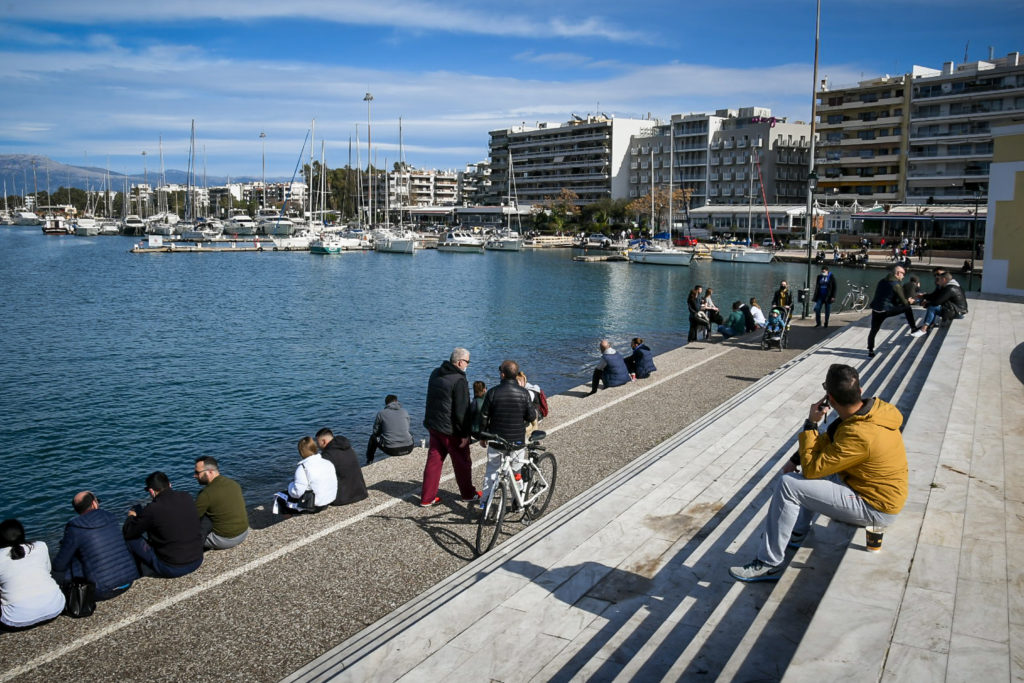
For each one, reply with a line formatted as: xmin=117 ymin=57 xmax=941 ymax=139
xmin=729 ymin=559 xmax=782 ymax=582
xmin=909 ymin=328 xmax=926 ymax=338
xmin=462 ymin=491 xmax=483 ymax=504
xmin=868 ymin=350 xmax=875 ymax=358
xmin=788 ymin=531 xmax=807 ymax=549
xmin=419 ymin=496 xmax=441 ymax=507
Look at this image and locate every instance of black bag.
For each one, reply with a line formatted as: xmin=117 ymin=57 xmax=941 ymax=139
xmin=298 ymin=488 xmax=317 ymax=511
xmin=63 ymin=578 xmax=96 ymax=619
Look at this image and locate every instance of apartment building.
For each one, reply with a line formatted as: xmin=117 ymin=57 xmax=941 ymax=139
xmin=628 ymin=107 xmax=811 ymax=209
xmin=906 ymin=52 xmax=1024 ymax=203
xmin=816 ymin=51 xmax=1024 ymax=205
xmin=375 ymin=167 xmax=459 ymax=208
xmin=457 ymin=161 xmax=492 ymax=206
xmin=487 ymin=115 xmax=652 ymax=206
xmin=815 ymin=75 xmax=908 ymax=204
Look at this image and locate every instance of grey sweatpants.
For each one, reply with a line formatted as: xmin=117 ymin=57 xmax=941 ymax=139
xmin=757 ymin=472 xmax=897 ymax=566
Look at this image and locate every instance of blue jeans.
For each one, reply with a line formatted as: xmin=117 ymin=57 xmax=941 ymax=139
xmin=813 ymin=299 xmax=831 ymax=325
xmin=757 ymin=473 xmax=897 ymax=566
xmin=922 ymin=304 xmax=943 ymax=327
xmin=717 ymin=325 xmax=735 ymax=338
xmin=127 ymin=537 xmax=203 ymax=578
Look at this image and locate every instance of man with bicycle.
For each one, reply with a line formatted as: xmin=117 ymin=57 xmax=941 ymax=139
xmin=478 ymin=360 xmax=537 ymax=509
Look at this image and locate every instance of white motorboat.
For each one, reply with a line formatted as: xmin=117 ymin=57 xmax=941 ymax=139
xmin=98 ymin=220 xmax=121 ymax=236
xmin=257 ymin=215 xmax=297 ymax=236
xmin=42 ymin=214 xmax=71 ymax=235
xmin=146 ymin=219 xmax=177 ymax=236
xmin=710 ymin=245 xmax=774 ymax=263
xmin=271 ymin=230 xmax=313 ymax=250
xmin=14 ymin=211 xmax=42 ymax=226
xmin=74 ymin=217 xmax=100 ymax=236
xmin=122 ymin=214 xmax=146 ymax=234
xmin=628 ymin=240 xmax=693 ymax=266
xmin=224 ymin=210 xmax=257 ymax=236
xmin=179 ymin=218 xmax=223 ymax=241
xmin=437 ymin=230 xmax=485 ymax=253
xmin=485 ymin=229 xmax=524 ymax=251
xmin=309 ymin=232 xmax=363 ymax=254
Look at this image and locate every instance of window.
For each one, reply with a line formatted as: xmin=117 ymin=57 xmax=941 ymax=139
xmin=827 ymin=114 xmax=844 ymax=124
xmin=858 ymin=130 xmax=876 ymax=140
xmin=826 ymin=133 xmax=843 ymax=142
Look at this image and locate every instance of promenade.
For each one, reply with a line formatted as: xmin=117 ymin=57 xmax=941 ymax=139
xmin=2 ymin=295 xmax=1020 ymax=682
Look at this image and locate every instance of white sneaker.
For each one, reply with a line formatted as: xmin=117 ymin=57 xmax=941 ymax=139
xmin=910 ymin=329 xmax=926 ymax=338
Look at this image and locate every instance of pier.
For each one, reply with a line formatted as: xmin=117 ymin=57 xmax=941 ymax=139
xmin=1 ymin=297 xmax=1018 ymax=681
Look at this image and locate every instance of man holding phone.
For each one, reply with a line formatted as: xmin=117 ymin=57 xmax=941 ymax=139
xmin=730 ymin=364 xmax=908 ymax=582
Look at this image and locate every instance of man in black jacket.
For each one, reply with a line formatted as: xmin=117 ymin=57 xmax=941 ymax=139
xmin=479 ymin=360 xmax=537 ymax=508
xmin=812 ymin=266 xmax=837 ymax=327
xmin=866 ymin=264 xmax=919 ymax=357
xmin=123 ymin=471 xmax=204 ymax=578
xmin=419 ymin=347 xmax=479 ymax=507
xmin=53 ymin=491 xmax=139 ymax=600
xmin=915 ymin=268 xmax=968 ymax=335
xmin=316 ymin=428 xmax=369 ymax=506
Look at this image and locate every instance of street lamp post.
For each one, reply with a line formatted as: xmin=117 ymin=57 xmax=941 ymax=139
xmin=364 ymin=92 xmax=374 ymax=226
xmin=802 ymin=0 xmax=821 ymax=319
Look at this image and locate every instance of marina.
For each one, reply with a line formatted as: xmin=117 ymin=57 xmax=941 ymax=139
xmin=0 ymin=225 xmax=932 ymax=552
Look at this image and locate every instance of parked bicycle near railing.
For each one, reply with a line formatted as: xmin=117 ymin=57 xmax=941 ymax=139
xmin=839 ymin=282 xmax=868 ymax=312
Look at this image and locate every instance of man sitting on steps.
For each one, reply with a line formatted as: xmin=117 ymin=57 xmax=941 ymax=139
xmin=729 ymin=364 xmax=908 ymax=582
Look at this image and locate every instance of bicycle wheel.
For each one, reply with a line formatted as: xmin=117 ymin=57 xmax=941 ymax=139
xmin=523 ymin=454 xmax=557 ymax=523
xmin=475 ymin=480 xmax=507 ymax=555
xmin=839 ymin=293 xmax=852 ymax=313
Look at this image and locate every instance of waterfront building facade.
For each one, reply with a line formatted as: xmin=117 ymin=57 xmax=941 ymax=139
xmin=457 ymin=161 xmax=492 ymax=206
xmin=377 ymin=166 xmax=458 ymax=209
xmin=816 ymin=52 xmax=1024 ymax=206
xmin=487 ymin=115 xmax=652 ymax=206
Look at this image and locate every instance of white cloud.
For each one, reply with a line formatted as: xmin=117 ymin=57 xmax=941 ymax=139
xmin=4 ymin=1 xmax=647 ymax=42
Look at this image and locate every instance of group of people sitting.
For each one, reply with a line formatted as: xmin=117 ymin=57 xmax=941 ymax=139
xmin=687 ymin=283 xmax=789 ymax=342
xmin=588 ymin=337 xmax=657 ymax=394
xmin=867 ymin=264 xmax=968 ymax=357
xmin=0 ymin=414 xmax=387 ymax=632
xmin=0 ymin=457 xmax=250 ymax=631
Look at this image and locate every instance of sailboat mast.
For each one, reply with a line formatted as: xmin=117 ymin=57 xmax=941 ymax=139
xmin=747 ymin=154 xmax=754 ymax=243
xmin=309 ymin=118 xmax=315 ymax=223
xmin=650 ymin=148 xmax=654 ymax=234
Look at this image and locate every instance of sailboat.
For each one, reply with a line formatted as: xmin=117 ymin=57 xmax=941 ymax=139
xmin=628 ymin=146 xmax=691 ymax=266
xmin=485 ymin=155 xmax=524 ymax=251
xmin=374 ymin=119 xmax=417 ymax=254
xmin=710 ymin=150 xmax=774 ymax=264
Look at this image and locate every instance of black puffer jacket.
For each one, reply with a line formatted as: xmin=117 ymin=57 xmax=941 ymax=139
xmin=480 ymin=378 xmax=537 ymax=444
xmin=320 ymin=436 xmax=369 ymax=506
xmin=423 ymin=360 xmax=470 ymax=436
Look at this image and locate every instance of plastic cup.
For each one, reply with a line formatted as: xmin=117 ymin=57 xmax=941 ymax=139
xmin=865 ymin=525 xmax=885 ymax=552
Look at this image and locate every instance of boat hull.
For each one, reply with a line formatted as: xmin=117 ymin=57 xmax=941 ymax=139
xmin=376 ymin=238 xmax=415 ymax=254
xmin=485 ymin=238 xmax=524 ymax=251
xmin=710 ymin=248 xmax=774 ymax=263
xmin=437 ymin=244 xmax=484 ymax=253
xmin=628 ymin=250 xmax=692 ymax=266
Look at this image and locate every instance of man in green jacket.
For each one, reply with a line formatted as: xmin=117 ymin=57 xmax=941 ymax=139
xmin=194 ymin=456 xmax=250 ymax=550
xmin=730 ymin=364 xmax=908 ymax=582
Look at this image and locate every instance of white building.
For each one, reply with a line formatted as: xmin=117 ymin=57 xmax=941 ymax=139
xmin=488 ymin=115 xmax=653 ymax=205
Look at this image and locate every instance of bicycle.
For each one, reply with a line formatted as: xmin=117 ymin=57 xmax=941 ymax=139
xmin=475 ymin=430 xmax=558 ymax=556
xmin=839 ymin=282 xmax=868 ymax=312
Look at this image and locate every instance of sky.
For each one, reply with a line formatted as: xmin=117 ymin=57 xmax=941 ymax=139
xmin=1 ymin=0 xmax=1021 ymax=181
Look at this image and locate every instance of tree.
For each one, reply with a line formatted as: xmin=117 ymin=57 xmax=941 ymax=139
xmin=539 ymin=188 xmax=581 ymax=233
xmin=625 ymin=187 xmax=690 ymax=232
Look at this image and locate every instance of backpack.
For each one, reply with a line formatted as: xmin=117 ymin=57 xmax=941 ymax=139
xmin=535 ymin=389 xmax=549 ymax=418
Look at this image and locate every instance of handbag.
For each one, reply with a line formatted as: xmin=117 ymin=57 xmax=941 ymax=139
xmin=298 ymin=462 xmax=317 ymax=511
xmin=63 ymin=577 xmax=96 ymax=619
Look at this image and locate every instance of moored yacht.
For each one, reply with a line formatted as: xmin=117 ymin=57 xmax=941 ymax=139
xmin=224 ymin=210 xmax=257 ymax=236
xmin=437 ymin=230 xmax=485 ymax=253
xmin=14 ymin=211 xmax=42 ymax=226
xmin=484 ymin=229 xmax=524 ymax=251
xmin=709 ymin=244 xmax=774 ymax=263
xmin=627 ymin=240 xmax=693 ymax=266
xmin=122 ymin=214 xmax=146 ymax=234
xmin=74 ymin=217 xmax=100 ymax=236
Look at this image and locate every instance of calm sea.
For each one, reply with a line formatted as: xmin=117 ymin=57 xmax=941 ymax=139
xmin=0 ymin=228 xmax=887 ymax=548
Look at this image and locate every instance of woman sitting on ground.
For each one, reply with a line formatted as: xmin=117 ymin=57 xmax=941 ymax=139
xmin=0 ymin=519 xmax=65 ymax=630
xmin=625 ymin=338 xmax=657 ymax=379
xmin=749 ymin=297 xmax=766 ymax=328
xmin=272 ymin=436 xmax=338 ymax=515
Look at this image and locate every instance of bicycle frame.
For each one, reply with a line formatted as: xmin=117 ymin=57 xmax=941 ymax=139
xmin=488 ymin=447 xmax=549 ymax=510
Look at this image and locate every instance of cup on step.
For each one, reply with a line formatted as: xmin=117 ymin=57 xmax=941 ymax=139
xmin=865 ymin=525 xmax=885 ymax=552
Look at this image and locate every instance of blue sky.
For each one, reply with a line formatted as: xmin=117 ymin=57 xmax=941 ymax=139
xmin=1 ymin=0 xmax=1021 ymax=180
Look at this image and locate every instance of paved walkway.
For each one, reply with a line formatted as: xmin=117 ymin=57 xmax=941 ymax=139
xmin=285 ymin=295 xmax=1023 ymax=682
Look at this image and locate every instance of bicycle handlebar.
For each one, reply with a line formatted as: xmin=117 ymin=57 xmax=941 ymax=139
xmin=476 ymin=430 xmax=547 ymax=451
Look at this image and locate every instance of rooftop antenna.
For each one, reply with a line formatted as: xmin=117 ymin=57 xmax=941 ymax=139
xmin=963 ymin=40 xmax=969 ymax=64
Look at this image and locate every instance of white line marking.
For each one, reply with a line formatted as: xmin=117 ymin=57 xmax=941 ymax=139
xmin=3 ymin=345 xmax=734 ymax=680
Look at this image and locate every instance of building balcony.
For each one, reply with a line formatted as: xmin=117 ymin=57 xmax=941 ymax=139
xmin=907 ymin=152 xmax=993 ymax=162
xmin=817 ymin=95 xmax=904 ymax=112
xmin=710 ymin=141 xmax=721 ymax=150
xmin=722 ymin=140 xmax=734 ymax=149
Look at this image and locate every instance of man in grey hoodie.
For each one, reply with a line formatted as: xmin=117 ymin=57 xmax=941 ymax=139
xmin=366 ymin=394 xmax=415 ymax=463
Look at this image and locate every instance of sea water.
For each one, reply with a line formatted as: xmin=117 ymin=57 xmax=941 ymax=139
xmin=0 ymin=228 xmax=887 ymax=546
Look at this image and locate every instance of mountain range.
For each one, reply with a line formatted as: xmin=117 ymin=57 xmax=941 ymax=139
xmin=0 ymin=154 xmax=290 ymax=194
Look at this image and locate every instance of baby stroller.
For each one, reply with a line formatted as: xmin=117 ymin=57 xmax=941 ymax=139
xmin=692 ymin=310 xmax=711 ymax=341
xmin=760 ymin=306 xmax=790 ymax=351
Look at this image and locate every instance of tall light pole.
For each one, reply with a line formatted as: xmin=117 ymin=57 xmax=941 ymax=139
xmin=259 ymin=131 xmax=267 ymax=210
xmin=364 ymin=92 xmax=374 ymax=226
xmin=802 ymin=0 xmax=822 ymax=319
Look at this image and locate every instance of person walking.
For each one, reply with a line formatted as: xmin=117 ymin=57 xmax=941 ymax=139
xmin=420 ymin=348 xmax=480 ymax=507
xmin=812 ymin=266 xmax=837 ymax=328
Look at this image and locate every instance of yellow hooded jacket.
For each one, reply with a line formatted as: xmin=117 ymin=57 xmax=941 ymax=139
xmin=797 ymin=397 xmax=908 ymax=515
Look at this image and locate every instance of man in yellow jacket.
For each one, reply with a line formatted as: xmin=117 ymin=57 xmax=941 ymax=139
xmin=730 ymin=363 xmax=908 ymax=582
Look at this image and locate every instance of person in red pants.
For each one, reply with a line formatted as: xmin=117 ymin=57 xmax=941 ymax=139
xmin=419 ymin=347 xmax=480 ymax=507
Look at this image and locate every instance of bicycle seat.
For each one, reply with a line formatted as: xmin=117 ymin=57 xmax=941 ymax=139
xmin=529 ymin=430 xmax=547 ymax=442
